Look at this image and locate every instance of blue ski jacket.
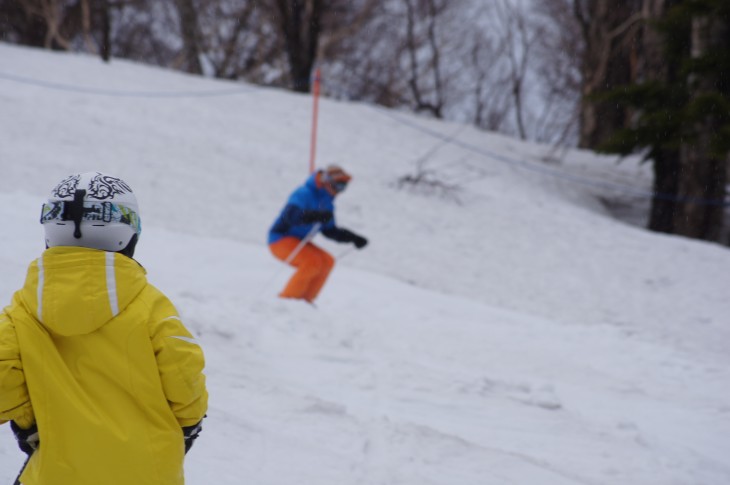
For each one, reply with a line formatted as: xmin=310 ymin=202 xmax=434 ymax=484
xmin=268 ymin=173 xmax=337 ymax=244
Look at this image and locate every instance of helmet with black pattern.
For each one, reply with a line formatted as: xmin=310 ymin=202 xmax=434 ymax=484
xmin=40 ymin=172 xmax=142 ymax=256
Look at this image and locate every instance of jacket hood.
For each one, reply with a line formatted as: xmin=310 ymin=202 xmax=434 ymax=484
xmin=304 ymin=172 xmax=320 ymax=190
xmin=19 ymin=247 xmax=147 ymax=337
xmin=304 ymin=172 xmax=334 ymax=201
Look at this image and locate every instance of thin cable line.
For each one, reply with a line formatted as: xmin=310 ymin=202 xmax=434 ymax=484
xmin=0 ymin=71 xmax=257 ymax=98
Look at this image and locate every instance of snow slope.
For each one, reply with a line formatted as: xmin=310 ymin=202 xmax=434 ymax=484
xmin=0 ymin=44 xmax=728 ymax=484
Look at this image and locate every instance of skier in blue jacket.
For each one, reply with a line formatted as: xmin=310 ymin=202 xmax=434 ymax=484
xmin=268 ymin=165 xmax=368 ymax=302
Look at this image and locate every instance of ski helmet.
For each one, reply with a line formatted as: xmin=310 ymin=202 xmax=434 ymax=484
xmin=320 ymin=165 xmax=352 ymax=195
xmin=40 ymin=172 xmax=141 ymax=255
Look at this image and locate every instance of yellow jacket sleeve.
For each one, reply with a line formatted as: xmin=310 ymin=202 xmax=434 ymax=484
xmin=148 ymin=303 xmax=208 ymax=427
xmin=0 ymin=311 xmax=34 ymax=428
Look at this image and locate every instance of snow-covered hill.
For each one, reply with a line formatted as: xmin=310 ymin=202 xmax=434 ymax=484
xmin=0 ymin=43 xmax=728 ymax=484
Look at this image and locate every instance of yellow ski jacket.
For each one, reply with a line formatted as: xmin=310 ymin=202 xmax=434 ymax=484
xmin=0 ymin=247 xmax=208 ymax=485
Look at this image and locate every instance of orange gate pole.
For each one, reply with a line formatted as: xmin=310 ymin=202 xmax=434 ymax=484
xmin=308 ymin=67 xmax=321 ymax=174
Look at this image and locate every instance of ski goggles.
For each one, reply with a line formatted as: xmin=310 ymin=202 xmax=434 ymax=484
xmin=40 ymin=200 xmax=142 ymax=235
xmin=330 ymin=181 xmax=348 ymax=193
xmin=322 ymin=173 xmax=350 ymax=193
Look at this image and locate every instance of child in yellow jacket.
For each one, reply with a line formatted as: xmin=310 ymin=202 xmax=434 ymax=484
xmin=0 ymin=172 xmax=208 ymax=485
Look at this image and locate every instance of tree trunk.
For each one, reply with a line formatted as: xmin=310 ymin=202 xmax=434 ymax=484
xmin=100 ymin=0 xmax=111 ymax=62
xmin=174 ymin=0 xmax=203 ymax=74
xmin=674 ymin=143 xmax=726 ymax=241
xmin=672 ymin=14 xmax=727 ymax=241
xmin=640 ymin=0 xmax=681 ymax=233
xmin=404 ymin=0 xmax=444 ymax=118
xmin=80 ymin=0 xmax=96 ymax=54
xmin=274 ymin=0 xmax=323 ymax=93
xmin=574 ymin=0 xmax=640 ymax=149
xmin=648 ymin=151 xmax=679 ymax=233
xmin=638 ymin=0 xmax=670 ymax=80
xmin=2 ymin=1 xmax=48 ymax=47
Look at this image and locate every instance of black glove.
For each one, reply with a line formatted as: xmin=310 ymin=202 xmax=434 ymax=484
xmin=183 ymin=420 xmax=203 ymax=454
xmin=351 ymin=234 xmax=368 ymax=249
xmin=11 ymin=421 xmax=39 ymax=456
xmin=301 ymin=211 xmax=333 ymax=224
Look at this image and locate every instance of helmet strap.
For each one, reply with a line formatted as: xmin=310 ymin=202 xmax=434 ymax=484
xmin=65 ymin=189 xmax=87 ymax=239
xmin=119 ymin=233 xmax=138 ymax=258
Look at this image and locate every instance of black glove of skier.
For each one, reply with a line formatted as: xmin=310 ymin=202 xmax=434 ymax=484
xmin=183 ymin=420 xmax=203 ymax=454
xmin=301 ymin=211 xmax=333 ymax=224
xmin=11 ymin=421 xmax=39 ymax=456
xmin=351 ymin=234 xmax=368 ymax=249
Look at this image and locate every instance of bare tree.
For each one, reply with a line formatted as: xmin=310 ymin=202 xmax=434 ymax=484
xmin=404 ymin=0 xmax=446 ymax=118
xmin=0 ymin=0 xmax=47 ymax=46
xmin=469 ymin=30 xmax=511 ymax=132
xmin=269 ymin=0 xmax=324 ymax=92
xmin=105 ymin=1 xmax=177 ymax=67
xmin=172 ymin=0 xmax=202 ymax=74
xmin=0 ymin=0 xmax=592 ymax=153
xmin=317 ymin=0 xmax=378 ymax=59
xmin=491 ymin=0 xmax=541 ymax=140
xmin=98 ymin=0 xmax=111 ymax=61
xmin=0 ymin=0 xmax=155 ymax=63
xmin=12 ymin=0 xmax=80 ymax=49
xmin=531 ymin=0 xmax=583 ymax=145
xmin=573 ymin=0 xmax=643 ymax=148
xmin=316 ymin=0 xmax=408 ymax=105
xmin=40 ymin=0 xmax=73 ymax=48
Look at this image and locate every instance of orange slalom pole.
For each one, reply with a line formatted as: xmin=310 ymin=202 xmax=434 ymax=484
xmin=308 ymin=67 xmax=321 ymax=174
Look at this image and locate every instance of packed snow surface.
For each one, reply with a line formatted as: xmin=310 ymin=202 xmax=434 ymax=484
xmin=0 ymin=44 xmax=728 ymax=484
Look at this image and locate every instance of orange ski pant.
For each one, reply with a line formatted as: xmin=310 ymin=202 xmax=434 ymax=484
xmin=269 ymin=237 xmax=335 ymax=302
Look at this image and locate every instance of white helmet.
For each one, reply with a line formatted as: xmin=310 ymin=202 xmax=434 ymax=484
xmin=40 ymin=172 xmax=142 ymax=255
